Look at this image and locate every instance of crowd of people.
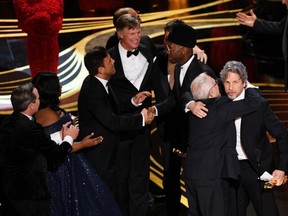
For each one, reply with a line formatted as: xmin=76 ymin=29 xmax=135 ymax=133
xmin=0 ymin=2 xmax=288 ymax=216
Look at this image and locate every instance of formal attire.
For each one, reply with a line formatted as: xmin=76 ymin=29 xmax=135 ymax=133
xmin=106 ymin=32 xmax=118 ymax=50
xmin=232 ymin=89 xmax=288 ymax=216
xmin=183 ymin=88 xmax=261 ymax=216
xmin=44 ymin=110 xmax=122 ymax=216
xmin=253 ymin=10 xmax=288 ymax=89
xmin=77 ymin=75 xmax=143 ymax=199
xmin=163 ymin=54 xmax=215 ymax=216
xmin=107 ymin=36 xmax=173 ymax=216
xmin=0 ymin=112 xmax=72 ymax=216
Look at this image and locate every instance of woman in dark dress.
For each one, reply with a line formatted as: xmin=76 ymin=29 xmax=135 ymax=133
xmin=32 ymin=71 xmax=122 ymax=216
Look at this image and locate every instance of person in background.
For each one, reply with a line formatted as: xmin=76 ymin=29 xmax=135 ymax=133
xmin=0 ymin=83 xmax=78 ymax=216
xmin=77 ymin=46 xmax=154 ymax=214
xmin=32 ymin=71 xmax=123 ymax=216
xmin=236 ymin=0 xmax=288 ymax=90
xmin=219 ymin=60 xmax=288 ymax=216
xmin=184 ymin=72 xmax=262 ymax=216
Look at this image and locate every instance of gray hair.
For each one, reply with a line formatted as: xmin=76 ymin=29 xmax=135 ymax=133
xmin=191 ymin=73 xmax=214 ymax=100
xmin=219 ymin=60 xmax=248 ymax=83
xmin=115 ymin=13 xmax=140 ymax=32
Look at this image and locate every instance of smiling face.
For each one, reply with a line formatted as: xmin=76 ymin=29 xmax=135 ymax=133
xmin=118 ymin=26 xmax=141 ymax=51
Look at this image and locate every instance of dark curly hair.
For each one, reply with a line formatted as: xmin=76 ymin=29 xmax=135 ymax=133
xmin=31 ymin=71 xmax=61 ymax=111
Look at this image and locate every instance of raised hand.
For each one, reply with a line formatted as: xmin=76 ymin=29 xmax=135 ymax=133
xmin=236 ymin=9 xmax=257 ymax=27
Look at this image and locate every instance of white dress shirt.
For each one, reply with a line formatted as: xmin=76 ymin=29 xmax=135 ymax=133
xmin=118 ymin=43 xmax=148 ymax=90
xmin=233 ymin=89 xmax=248 ymax=160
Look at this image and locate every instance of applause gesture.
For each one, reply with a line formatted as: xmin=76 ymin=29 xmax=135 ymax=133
xmin=62 ymin=122 xmax=79 ymax=140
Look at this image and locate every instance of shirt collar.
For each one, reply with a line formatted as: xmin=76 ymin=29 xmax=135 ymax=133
xmin=181 ymin=55 xmax=194 ymax=71
xmin=21 ymin=113 xmax=33 ymax=120
xmin=95 ymin=76 xmax=108 ymax=87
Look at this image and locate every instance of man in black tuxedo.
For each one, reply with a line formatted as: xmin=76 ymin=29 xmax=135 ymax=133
xmin=236 ymin=0 xmax=288 ymax=90
xmin=157 ymin=22 xmax=216 ymax=215
xmin=77 ymin=46 xmax=154 ymax=198
xmin=0 ymin=83 xmax=79 ymax=216
xmin=107 ymin=14 xmax=174 ymax=216
xmin=183 ymin=72 xmax=262 ymax=216
xmin=105 ymin=7 xmax=141 ymax=50
xmin=219 ymin=60 xmax=288 ymax=216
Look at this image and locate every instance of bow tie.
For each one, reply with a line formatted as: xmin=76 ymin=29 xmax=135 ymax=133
xmin=127 ymin=49 xmax=139 ymax=57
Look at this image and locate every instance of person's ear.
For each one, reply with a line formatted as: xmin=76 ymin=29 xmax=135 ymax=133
xmin=117 ymin=30 xmax=123 ymax=39
xmin=98 ymin=66 xmax=105 ymax=75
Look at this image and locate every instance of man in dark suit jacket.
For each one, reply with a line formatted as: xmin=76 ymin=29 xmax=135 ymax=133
xmin=236 ymin=1 xmax=288 ymax=89
xmin=77 ymin=46 xmax=153 ymax=200
xmin=183 ymin=72 xmax=262 ymax=216
xmin=0 ymin=83 xmax=78 ymax=216
xmin=219 ymin=60 xmax=288 ymax=216
xmin=107 ymin=14 xmax=174 ymax=216
xmin=156 ymin=22 xmax=216 ymax=215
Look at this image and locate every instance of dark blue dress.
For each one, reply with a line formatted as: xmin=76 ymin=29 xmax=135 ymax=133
xmin=43 ymin=112 xmax=122 ymax=216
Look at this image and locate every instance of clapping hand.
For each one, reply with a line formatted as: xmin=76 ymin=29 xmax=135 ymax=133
xmin=62 ymin=122 xmax=79 ymax=140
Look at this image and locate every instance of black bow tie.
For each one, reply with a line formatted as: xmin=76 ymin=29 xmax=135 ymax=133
xmin=127 ymin=49 xmax=139 ymax=57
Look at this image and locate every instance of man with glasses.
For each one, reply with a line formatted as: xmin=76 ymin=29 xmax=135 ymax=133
xmin=184 ymin=72 xmax=262 ymax=216
xmin=160 ymin=22 xmax=216 ymax=215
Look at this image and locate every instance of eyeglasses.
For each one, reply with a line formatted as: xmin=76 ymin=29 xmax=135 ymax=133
xmin=207 ymin=79 xmax=218 ymax=98
xmin=166 ymin=44 xmax=182 ymax=53
xmin=166 ymin=44 xmax=173 ymax=52
xmin=212 ymin=79 xmax=218 ymax=88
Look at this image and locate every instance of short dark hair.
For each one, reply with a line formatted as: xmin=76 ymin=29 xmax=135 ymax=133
xmin=32 ymin=71 xmax=61 ymax=110
xmin=11 ymin=82 xmax=36 ymax=112
xmin=84 ymin=46 xmax=108 ymax=76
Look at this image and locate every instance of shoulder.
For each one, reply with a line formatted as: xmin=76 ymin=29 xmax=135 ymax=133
xmin=35 ymin=108 xmax=59 ymax=127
